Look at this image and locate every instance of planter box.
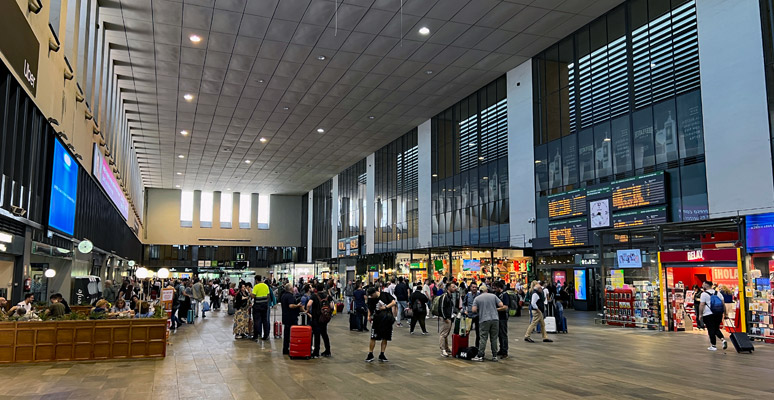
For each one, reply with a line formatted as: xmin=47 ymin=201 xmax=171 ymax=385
xmin=0 ymin=319 xmax=166 ymax=364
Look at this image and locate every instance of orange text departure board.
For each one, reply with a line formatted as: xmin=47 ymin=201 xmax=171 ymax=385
xmin=611 ymin=171 xmax=666 ymax=211
xmin=548 ymin=189 xmax=587 ymax=220
xmin=613 ymin=206 xmax=668 ymax=228
xmin=549 ymin=218 xmax=589 ymax=247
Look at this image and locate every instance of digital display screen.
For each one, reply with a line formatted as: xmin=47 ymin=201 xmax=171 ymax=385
xmin=548 ymin=189 xmax=587 ymax=220
xmin=574 ymin=269 xmax=587 ymax=300
xmin=463 ymin=259 xmax=481 ymax=271
xmin=549 ymin=218 xmax=589 ymax=247
xmin=746 ymin=212 xmax=774 ymax=253
xmin=92 ymin=144 xmax=129 ymax=220
xmin=612 ymin=206 xmax=667 ymax=228
xmin=616 ymin=249 xmax=642 ymax=268
xmin=48 ymin=140 xmax=79 ymax=235
xmin=611 ymin=171 xmax=666 ymax=211
xmin=410 ymin=262 xmax=423 ymax=270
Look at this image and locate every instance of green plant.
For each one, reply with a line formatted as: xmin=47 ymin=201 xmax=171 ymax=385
xmin=152 ymin=304 xmax=165 ymax=319
xmin=89 ymin=311 xmax=106 ymax=320
xmin=65 ymin=311 xmax=87 ymax=320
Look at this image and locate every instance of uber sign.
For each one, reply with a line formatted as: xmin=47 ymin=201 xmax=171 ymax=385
xmin=0 ymin=1 xmax=40 ymax=96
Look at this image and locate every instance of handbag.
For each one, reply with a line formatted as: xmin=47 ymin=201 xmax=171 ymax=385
xmin=202 ymin=301 xmax=210 ymax=312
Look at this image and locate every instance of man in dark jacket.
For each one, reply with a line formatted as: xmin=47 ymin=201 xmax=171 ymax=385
xmin=494 ymin=281 xmax=510 ymax=358
xmin=280 ymin=283 xmax=302 ymax=355
xmin=439 ymin=283 xmax=458 ymax=357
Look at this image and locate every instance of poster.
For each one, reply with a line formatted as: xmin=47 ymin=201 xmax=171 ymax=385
xmin=578 ymin=128 xmax=595 ymax=182
xmin=653 ymin=100 xmax=678 ymax=164
xmin=610 ymin=269 xmax=624 ymax=289
xmin=676 ymin=90 xmax=704 ymax=158
xmin=594 ymin=123 xmax=612 ymax=178
xmin=574 ymin=269 xmax=587 ymax=300
xmin=632 ymin=107 xmax=655 ymax=169
xmin=563 ymin=134 xmax=578 ymax=185
xmin=548 ymin=140 xmax=562 ymax=189
xmin=616 ymin=249 xmax=642 ymax=268
xmin=552 ymin=270 xmax=567 ymax=286
xmin=612 ymin=115 xmax=631 ymax=174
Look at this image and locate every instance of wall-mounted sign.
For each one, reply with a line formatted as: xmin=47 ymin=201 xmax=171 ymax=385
xmin=92 ymin=144 xmax=129 ymax=220
xmin=659 ymin=248 xmax=738 ymax=263
xmin=48 ymin=139 xmax=79 ymax=236
xmin=616 ymin=249 xmax=642 ymax=268
xmin=0 ymin=1 xmax=39 ymax=95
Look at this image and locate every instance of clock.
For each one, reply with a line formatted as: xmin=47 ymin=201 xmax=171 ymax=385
xmin=589 ymin=199 xmax=611 ymax=229
xmin=77 ymin=239 xmax=93 ymax=254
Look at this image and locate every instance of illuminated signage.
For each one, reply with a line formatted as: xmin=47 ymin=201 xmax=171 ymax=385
xmin=549 ymin=218 xmax=588 ymax=247
xmin=548 ymin=189 xmax=587 ymax=220
xmin=574 ymin=269 xmax=587 ymax=300
xmin=612 ymin=206 xmax=667 ymax=228
xmin=92 ymin=144 xmax=129 ymax=220
xmin=659 ymin=249 xmax=738 ymax=263
xmin=0 ymin=1 xmax=39 ymax=96
xmin=611 ymin=171 xmax=666 ymax=211
xmin=48 ymin=140 xmax=79 ymax=236
xmin=687 ymin=250 xmax=703 ymax=261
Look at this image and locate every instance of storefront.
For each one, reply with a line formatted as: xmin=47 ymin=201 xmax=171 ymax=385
xmin=744 ymin=213 xmax=774 ymax=342
xmin=0 ymin=227 xmax=25 ymax=303
xmin=536 ymin=253 xmax=599 ymax=311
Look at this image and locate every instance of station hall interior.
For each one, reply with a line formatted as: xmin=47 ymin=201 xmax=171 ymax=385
xmin=2 ymin=0 xmax=774 ymax=398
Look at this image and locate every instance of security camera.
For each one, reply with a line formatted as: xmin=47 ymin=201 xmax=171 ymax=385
xmin=528 ymin=218 xmax=536 ymax=223
xmin=10 ymin=206 xmax=26 ymax=217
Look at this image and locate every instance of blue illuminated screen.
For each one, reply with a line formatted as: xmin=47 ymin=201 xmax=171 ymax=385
xmin=48 ymin=140 xmax=78 ymax=235
xmin=574 ymin=269 xmax=587 ymax=301
xmin=746 ymin=213 xmax=774 ymax=253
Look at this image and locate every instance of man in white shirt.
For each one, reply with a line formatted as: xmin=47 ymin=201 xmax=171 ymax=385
xmin=17 ymin=293 xmax=34 ymax=313
xmin=698 ymin=281 xmax=727 ymax=351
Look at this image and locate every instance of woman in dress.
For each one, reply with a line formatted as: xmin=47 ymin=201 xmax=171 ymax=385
xmin=233 ymin=283 xmax=252 ymax=339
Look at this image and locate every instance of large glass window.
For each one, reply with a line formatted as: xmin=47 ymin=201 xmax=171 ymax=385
xmin=180 ymin=191 xmax=193 ymax=228
xmin=220 ymin=193 xmax=233 ymax=229
xmin=200 ymin=192 xmax=213 ymax=228
xmin=258 ymin=195 xmax=270 ymax=230
xmin=239 ymin=193 xmax=251 ymax=229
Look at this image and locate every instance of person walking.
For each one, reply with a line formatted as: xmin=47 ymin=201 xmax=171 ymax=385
xmin=472 ymin=285 xmax=507 ymax=362
xmin=692 ymin=285 xmax=705 ymax=330
xmin=353 ymin=282 xmax=368 ymax=331
xmin=524 ymin=281 xmax=552 ymax=343
xmin=192 ymin=278 xmax=205 ymax=318
xmin=307 ymin=283 xmax=332 ymax=358
xmin=462 ymin=282 xmax=481 ymax=348
xmin=251 ymin=278 xmax=271 ymax=341
xmin=394 ymin=277 xmax=410 ymax=327
xmin=409 ymin=285 xmax=429 ymax=335
xmin=494 ymin=281 xmax=510 ymax=358
xmin=698 ymin=281 xmax=727 ymax=351
xmin=438 ymin=283 xmax=459 ymax=358
xmin=280 ymin=283 xmax=302 ymax=355
xmin=365 ymin=286 xmax=396 ymax=362
xmin=344 ymin=280 xmax=355 ymax=314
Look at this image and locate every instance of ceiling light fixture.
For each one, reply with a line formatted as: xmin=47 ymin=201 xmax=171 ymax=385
xmin=175 ymin=185 xmax=181 ymax=188
xmin=189 ymin=34 xmax=202 ymax=43
xmin=258 ymin=79 xmax=265 ymax=83
xmin=283 ymin=106 xmax=289 ymax=110
xmin=259 ymin=137 xmax=267 ymax=143
xmin=183 ymin=94 xmax=193 ymax=101
xmin=317 ymin=55 xmax=327 ymax=61
xmin=425 ymin=70 xmax=433 ymax=75
xmin=180 ymin=130 xmax=189 ymax=136
xmin=178 ymin=154 xmax=185 ymax=159
xmin=317 ymin=128 xmax=325 ymax=133
xmin=368 ymin=116 xmax=375 ymax=120
xmin=419 ymin=27 xmax=430 ymax=35
xmin=478 ymin=156 xmax=485 ymax=160
xmin=245 ymin=160 xmax=251 ymax=164
xmin=226 ymin=188 xmax=231 ymax=191
xmin=603 ymin=137 xmax=611 ymax=142
xmin=176 ymin=172 xmax=183 ymax=175
xmin=432 ymin=174 xmax=438 ymax=177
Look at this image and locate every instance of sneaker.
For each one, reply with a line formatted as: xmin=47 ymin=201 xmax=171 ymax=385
xmin=471 ymin=356 xmax=484 ymax=362
xmin=421 ymin=331 xmax=428 ymax=335
xmin=499 ymin=353 xmax=508 ymax=359
xmin=365 ymin=352 xmax=375 ymax=362
xmin=524 ymin=337 xmax=535 ymax=343
xmin=722 ymin=340 xmax=728 ymax=350
xmin=441 ymin=349 xmax=450 ymax=357
xmin=321 ymin=352 xmax=331 ymax=358
xmin=410 ymin=331 xmax=415 ymax=335
xmin=397 ymin=323 xmax=403 ymax=327
xmin=543 ymin=339 xmax=553 ymax=343
xmin=707 ymin=346 xmax=717 ymax=351
xmin=491 ymin=357 xmax=499 ymax=362
xmin=378 ymin=353 xmax=389 ymax=362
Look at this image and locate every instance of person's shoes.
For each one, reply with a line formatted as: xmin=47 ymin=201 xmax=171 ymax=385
xmin=378 ymin=353 xmax=389 ymax=362
xmin=397 ymin=323 xmax=402 ymax=327
xmin=543 ymin=339 xmax=553 ymax=343
xmin=365 ymin=352 xmax=375 ymax=362
xmin=321 ymin=352 xmax=331 ymax=358
xmin=410 ymin=331 xmax=415 ymax=335
xmin=311 ymin=355 xmax=320 ymax=359
xmin=524 ymin=337 xmax=535 ymax=343
xmin=722 ymin=340 xmax=728 ymax=350
xmin=262 ymin=337 xmax=269 ymax=341
xmin=491 ymin=357 xmax=499 ymax=362
xmin=282 ymin=351 xmax=289 ymax=355
xmin=499 ymin=353 xmax=508 ymax=359
xmin=441 ymin=349 xmax=450 ymax=357
xmin=251 ymin=336 xmax=259 ymax=341
xmin=707 ymin=346 xmax=717 ymax=351
xmin=471 ymin=356 xmax=484 ymax=362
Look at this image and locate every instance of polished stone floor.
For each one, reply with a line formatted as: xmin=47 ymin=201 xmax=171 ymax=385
xmin=1 ymin=306 xmax=773 ymax=399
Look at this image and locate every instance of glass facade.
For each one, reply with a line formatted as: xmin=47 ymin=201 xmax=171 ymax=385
xmin=337 ymin=159 xmax=367 ymax=241
xmin=760 ymin=0 xmax=774 ymax=174
xmin=533 ymin=0 xmax=708 ymax=241
xmin=312 ymin=180 xmax=333 ymax=260
xmin=374 ymin=129 xmax=419 ymax=253
xmin=431 ymin=76 xmax=509 ymax=248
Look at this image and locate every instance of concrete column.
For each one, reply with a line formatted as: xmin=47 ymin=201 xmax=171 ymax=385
xmin=366 ymin=154 xmax=375 ymax=254
xmin=507 ymin=60 xmax=536 ymax=248
xmin=307 ymin=190 xmax=313 ymax=262
xmin=213 ymin=191 xmax=221 ymax=228
xmin=417 ymin=119 xmax=432 ymax=248
xmin=251 ymin=193 xmax=259 ymax=228
xmin=232 ymin=192 xmax=240 ymax=228
xmin=193 ymin=190 xmax=201 ymax=227
xmin=697 ymin=0 xmax=774 ymax=217
xmin=331 ymin=175 xmax=339 ymax=259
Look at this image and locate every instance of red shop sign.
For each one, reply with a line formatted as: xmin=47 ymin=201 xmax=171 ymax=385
xmin=659 ymin=248 xmax=738 ymax=263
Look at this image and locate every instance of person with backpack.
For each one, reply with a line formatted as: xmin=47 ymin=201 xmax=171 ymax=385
xmin=409 ymin=285 xmax=429 ymax=335
xmin=365 ymin=286 xmax=396 ymax=362
xmin=306 ymin=283 xmax=331 ymax=358
xmin=698 ymin=281 xmax=728 ymax=351
xmin=437 ymin=283 xmax=459 ymax=357
xmin=394 ymin=277 xmax=410 ymax=327
xmin=462 ymin=282 xmax=481 ymax=348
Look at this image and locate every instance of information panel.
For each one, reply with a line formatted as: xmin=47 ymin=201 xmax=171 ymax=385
xmin=549 ymin=218 xmax=589 ymax=247
xmin=612 ymin=206 xmax=668 ymax=228
xmin=548 ymin=189 xmax=587 ymax=220
xmin=48 ymin=140 xmax=79 ymax=236
xmin=611 ymin=171 xmax=666 ymax=211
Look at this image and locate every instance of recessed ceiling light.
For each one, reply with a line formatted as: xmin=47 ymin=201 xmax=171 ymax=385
xmin=178 ymin=154 xmax=185 ymax=159
xmin=189 ymin=34 xmax=202 ymax=43
xmin=419 ymin=27 xmax=430 ymax=35
xmin=425 ymin=70 xmax=433 ymax=75
xmin=368 ymin=116 xmax=375 ymax=120
xmin=183 ymin=94 xmax=193 ymax=101
xmin=175 ymin=185 xmax=181 ymax=188
xmin=432 ymin=174 xmax=438 ymax=177
xmin=259 ymin=137 xmax=267 ymax=143
xmin=176 ymin=172 xmax=183 ymax=175
xmin=180 ymin=130 xmax=189 ymax=136
xmin=478 ymin=156 xmax=485 ymax=160
xmin=258 ymin=79 xmax=265 ymax=83
xmin=226 ymin=188 xmax=231 ymax=191
xmin=317 ymin=128 xmax=325 ymax=133
xmin=317 ymin=55 xmax=326 ymax=61
xmin=245 ymin=160 xmax=251 ymax=164
xmin=283 ymin=106 xmax=289 ymax=110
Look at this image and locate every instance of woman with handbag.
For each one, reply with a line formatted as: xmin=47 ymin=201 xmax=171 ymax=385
xmin=409 ymin=285 xmax=429 ymax=335
xmin=233 ymin=283 xmax=252 ymax=339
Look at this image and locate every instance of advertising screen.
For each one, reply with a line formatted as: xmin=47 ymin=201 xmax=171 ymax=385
xmin=616 ymin=249 xmax=643 ymax=268
xmin=746 ymin=212 xmax=774 ymax=253
xmin=463 ymin=259 xmax=481 ymax=271
xmin=92 ymin=144 xmax=129 ymax=220
xmin=48 ymin=140 xmax=78 ymax=235
xmin=552 ymin=271 xmax=566 ymax=286
xmin=574 ymin=269 xmax=587 ymax=300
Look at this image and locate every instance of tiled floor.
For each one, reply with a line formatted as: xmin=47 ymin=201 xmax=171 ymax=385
xmin=1 ymin=307 xmax=772 ymax=399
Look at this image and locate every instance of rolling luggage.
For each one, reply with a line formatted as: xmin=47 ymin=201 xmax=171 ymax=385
xmin=289 ymin=325 xmax=313 ymax=359
xmin=729 ymin=332 xmax=754 ymax=353
xmin=336 ymin=302 xmax=344 ymax=313
xmin=273 ymin=316 xmax=282 ymax=338
xmin=227 ymin=300 xmax=235 ymax=315
xmin=544 ymin=304 xmax=557 ymax=334
xmin=350 ymin=312 xmax=359 ymax=331
xmin=187 ymin=309 xmax=194 ymax=324
xmin=451 ymin=333 xmax=468 ymax=358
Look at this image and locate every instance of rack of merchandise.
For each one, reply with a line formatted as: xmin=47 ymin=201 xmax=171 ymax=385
xmin=632 ymin=281 xmax=660 ymax=329
xmin=684 ymin=289 xmax=699 ymax=330
xmin=604 ymin=288 xmax=635 ymax=327
xmin=749 ymin=276 xmax=774 ymax=343
xmin=666 ymin=285 xmax=687 ymax=331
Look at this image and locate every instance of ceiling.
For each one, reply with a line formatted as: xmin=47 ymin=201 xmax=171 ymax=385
xmin=99 ymin=0 xmax=623 ymax=195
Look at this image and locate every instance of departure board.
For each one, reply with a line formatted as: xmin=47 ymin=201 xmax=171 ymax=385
xmin=611 ymin=171 xmax=666 ymax=211
xmin=548 ymin=189 xmax=587 ymax=220
xmin=549 ymin=218 xmax=589 ymax=247
xmin=613 ymin=206 xmax=668 ymax=228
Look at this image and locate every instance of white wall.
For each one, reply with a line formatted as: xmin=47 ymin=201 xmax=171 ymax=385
xmin=697 ymin=0 xmax=774 ymax=217
xmin=366 ymin=153 xmax=375 ymax=254
xmin=417 ymin=119 xmax=432 ymax=249
xmin=507 ymin=60 xmax=536 ymax=247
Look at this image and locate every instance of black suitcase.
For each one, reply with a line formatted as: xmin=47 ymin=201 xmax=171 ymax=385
xmin=350 ymin=312 xmax=359 ymax=331
xmin=729 ymin=332 xmax=754 ymax=353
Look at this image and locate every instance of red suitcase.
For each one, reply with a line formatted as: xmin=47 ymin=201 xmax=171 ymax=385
xmin=336 ymin=302 xmax=344 ymax=313
xmin=274 ymin=320 xmax=282 ymax=338
xmin=289 ymin=325 xmax=312 ymax=359
xmin=451 ymin=333 xmax=469 ymax=358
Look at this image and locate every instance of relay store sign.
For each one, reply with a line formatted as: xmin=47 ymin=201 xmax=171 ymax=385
xmin=92 ymin=144 xmax=129 ymax=220
xmin=0 ymin=1 xmax=39 ymax=96
xmin=659 ymin=248 xmax=738 ymax=263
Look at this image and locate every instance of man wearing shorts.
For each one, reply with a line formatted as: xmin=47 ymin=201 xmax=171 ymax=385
xmin=365 ymin=287 xmax=396 ymax=362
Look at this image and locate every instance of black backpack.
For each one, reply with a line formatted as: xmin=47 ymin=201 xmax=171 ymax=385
xmin=456 ymin=346 xmax=478 ymax=360
xmin=319 ymin=298 xmax=332 ymax=324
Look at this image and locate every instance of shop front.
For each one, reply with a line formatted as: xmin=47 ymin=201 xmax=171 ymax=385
xmin=536 ymin=253 xmax=600 ymax=311
xmin=0 ymin=226 xmax=25 ymax=304
xmin=744 ymin=213 xmax=774 ymax=342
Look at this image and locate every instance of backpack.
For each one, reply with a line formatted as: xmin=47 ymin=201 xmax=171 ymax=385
xmin=319 ymin=298 xmax=332 ymax=324
xmin=431 ymin=293 xmax=445 ymax=317
xmin=708 ymin=291 xmax=724 ymax=314
xmin=506 ymin=290 xmax=519 ymax=309
xmin=456 ymin=346 xmax=478 ymax=360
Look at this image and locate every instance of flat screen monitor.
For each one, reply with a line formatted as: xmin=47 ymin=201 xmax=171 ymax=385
xmin=616 ymin=249 xmax=643 ymax=268
xmin=92 ymin=144 xmax=129 ymax=220
xmin=48 ymin=139 xmax=78 ymax=235
xmin=746 ymin=212 xmax=774 ymax=253
xmin=463 ymin=259 xmax=481 ymax=271
xmin=574 ymin=269 xmax=587 ymax=300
